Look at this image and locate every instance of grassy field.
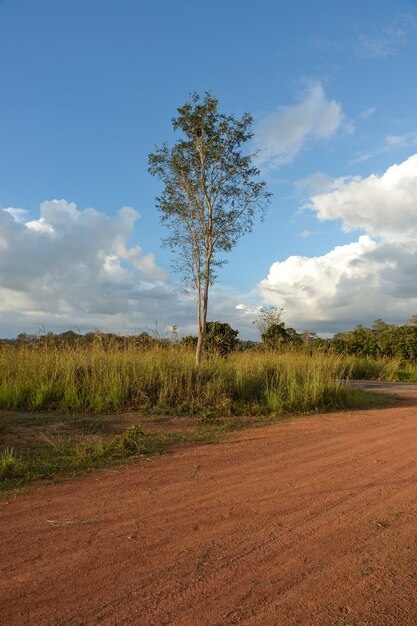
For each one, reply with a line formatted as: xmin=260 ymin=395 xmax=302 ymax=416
xmin=0 ymin=342 xmax=375 ymax=415
xmin=0 ymin=342 xmax=409 ymax=495
xmin=347 ymin=355 xmax=417 ymax=382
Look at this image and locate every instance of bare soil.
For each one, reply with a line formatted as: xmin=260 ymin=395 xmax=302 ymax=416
xmin=2 ymin=385 xmax=417 ymax=625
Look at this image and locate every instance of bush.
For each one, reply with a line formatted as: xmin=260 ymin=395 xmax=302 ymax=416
xmin=261 ymin=323 xmax=290 ymax=350
xmin=204 ymin=321 xmax=239 ymax=357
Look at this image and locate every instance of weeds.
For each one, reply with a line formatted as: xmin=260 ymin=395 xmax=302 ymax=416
xmin=347 ymin=355 xmax=417 ymax=382
xmin=0 ymin=343 xmax=368 ymax=416
xmin=0 ymin=447 xmax=17 ymax=479
xmin=119 ymin=424 xmax=145 ymax=453
xmin=0 ymin=424 xmax=146 ymax=491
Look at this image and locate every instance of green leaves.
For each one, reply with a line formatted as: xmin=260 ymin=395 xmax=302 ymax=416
xmin=148 ymin=91 xmax=271 ymax=365
xmin=148 ymin=91 xmax=271 ymax=289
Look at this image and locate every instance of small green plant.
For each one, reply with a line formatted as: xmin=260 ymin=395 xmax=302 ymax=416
xmin=119 ymin=424 xmax=145 ymax=454
xmin=0 ymin=447 xmax=18 ymax=479
xmin=71 ymin=440 xmax=113 ymax=466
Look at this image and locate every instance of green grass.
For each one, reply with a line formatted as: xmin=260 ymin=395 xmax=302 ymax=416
xmin=0 ymin=418 xmax=235 ymax=495
xmin=0 ymin=343 xmax=360 ymax=416
xmin=347 ymin=355 xmax=417 ymax=381
xmin=0 ymin=447 xmax=17 ymax=479
xmin=0 ymin=388 xmax=394 ymax=497
xmin=0 ymin=343 xmax=409 ymax=495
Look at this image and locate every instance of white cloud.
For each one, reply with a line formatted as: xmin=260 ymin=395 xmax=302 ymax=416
xmin=254 ymin=153 xmax=417 ymax=333
xmin=0 ymin=199 xmax=276 ymax=339
xmin=297 ymin=229 xmax=313 ymax=239
xmin=0 ymin=200 xmax=196 ymax=337
xmin=3 ymin=207 xmax=29 ymax=222
xmin=26 ymin=216 xmax=55 ymax=233
xmin=359 ymin=107 xmax=376 ymax=120
xmin=254 ymin=82 xmax=345 ymax=168
xmin=257 ymin=236 xmax=417 ymax=333
xmin=310 ymin=153 xmax=417 ymax=241
xmin=353 ymin=132 xmax=417 ymax=163
xmin=295 ymin=172 xmax=335 ymax=195
xmin=355 ymin=14 xmax=417 ymax=60
xmin=259 ymin=235 xmax=378 ymax=319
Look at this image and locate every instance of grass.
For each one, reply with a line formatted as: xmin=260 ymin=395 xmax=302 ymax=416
xmin=0 ymin=447 xmax=17 ymax=479
xmin=0 ymin=416 xmax=237 ymax=496
xmin=347 ymin=355 xmax=417 ymax=382
xmin=0 ymin=343 xmax=409 ymax=495
xmin=0 ymin=343 xmax=369 ymax=416
xmin=0 ymin=389 xmax=393 ymax=497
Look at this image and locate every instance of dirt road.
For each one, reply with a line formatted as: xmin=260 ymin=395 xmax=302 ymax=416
xmin=2 ymin=385 xmax=417 ymax=625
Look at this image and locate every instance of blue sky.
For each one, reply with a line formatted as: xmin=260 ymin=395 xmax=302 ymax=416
xmin=1 ymin=0 xmax=417 ymax=338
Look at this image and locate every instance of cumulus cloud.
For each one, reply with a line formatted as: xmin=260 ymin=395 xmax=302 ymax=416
xmin=310 ymin=153 xmax=417 ymax=241
xmin=0 ymin=199 xmax=198 ymax=337
xmin=254 ymin=153 xmax=417 ymax=333
xmin=259 ymin=236 xmax=378 ymax=317
xmin=258 ymin=236 xmax=417 ymax=333
xmin=254 ymin=82 xmax=345 ymax=168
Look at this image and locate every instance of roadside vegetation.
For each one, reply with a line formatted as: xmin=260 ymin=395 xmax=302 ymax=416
xmin=1 ymin=314 xmax=416 ymax=495
xmin=0 ymin=338 xmax=371 ymax=416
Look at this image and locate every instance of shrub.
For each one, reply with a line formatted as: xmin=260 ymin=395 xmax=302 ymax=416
xmin=204 ymin=321 xmax=239 ymax=357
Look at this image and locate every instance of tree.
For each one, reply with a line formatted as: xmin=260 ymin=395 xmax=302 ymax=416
xmin=148 ymin=92 xmax=271 ymax=367
xmin=261 ymin=323 xmax=290 ymax=350
xmin=299 ymin=330 xmax=318 ymax=350
xmin=204 ymin=321 xmax=239 ymax=357
xmin=253 ymin=306 xmax=285 ymax=336
xmin=377 ymin=325 xmax=417 ymax=360
xmin=285 ymin=327 xmax=302 ymax=346
xmin=331 ymin=325 xmax=378 ymax=356
xmin=371 ymin=319 xmax=394 ymax=335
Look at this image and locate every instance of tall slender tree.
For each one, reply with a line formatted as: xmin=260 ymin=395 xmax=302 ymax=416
xmin=149 ymin=92 xmax=271 ymax=367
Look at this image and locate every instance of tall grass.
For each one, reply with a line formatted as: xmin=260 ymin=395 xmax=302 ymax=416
xmin=346 ymin=355 xmax=417 ymax=382
xmin=0 ymin=343 xmax=361 ymax=416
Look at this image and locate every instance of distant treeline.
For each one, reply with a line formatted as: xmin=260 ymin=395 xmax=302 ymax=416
xmin=331 ymin=320 xmax=417 ymax=360
xmin=0 ymin=330 xmax=167 ymax=349
xmin=2 ymin=317 xmax=417 ymax=360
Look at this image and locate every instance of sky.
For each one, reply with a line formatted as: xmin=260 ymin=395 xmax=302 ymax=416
xmin=1 ymin=0 xmax=417 ymax=339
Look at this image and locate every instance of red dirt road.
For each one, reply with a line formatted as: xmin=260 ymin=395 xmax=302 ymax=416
xmin=2 ymin=388 xmax=417 ymax=625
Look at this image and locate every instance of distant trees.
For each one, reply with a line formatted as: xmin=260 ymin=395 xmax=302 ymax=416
xmin=4 ymin=317 xmax=417 ymax=361
xmin=376 ymin=325 xmax=417 ymax=360
xmin=255 ymin=306 xmax=308 ymax=350
xmin=331 ymin=320 xmax=417 ymax=361
xmin=181 ymin=321 xmax=239 ymax=356
xmin=371 ymin=319 xmax=394 ymax=335
xmin=261 ymin=323 xmax=291 ymax=350
xmin=332 ymin=325 xmax=379 ymax=357
xmin=0 ymin=330 xmax=169 ymax=351
xmin=253 ymin=306 xmax=285 ymax=336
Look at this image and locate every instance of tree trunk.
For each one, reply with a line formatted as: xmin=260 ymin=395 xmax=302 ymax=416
xmin=195 ymin=332 xmax=203 ymax=368
xmin=195 ymin=274 xmax=204 ymax=370
xmin=195 ymin=274 xmax=210 ymax=369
